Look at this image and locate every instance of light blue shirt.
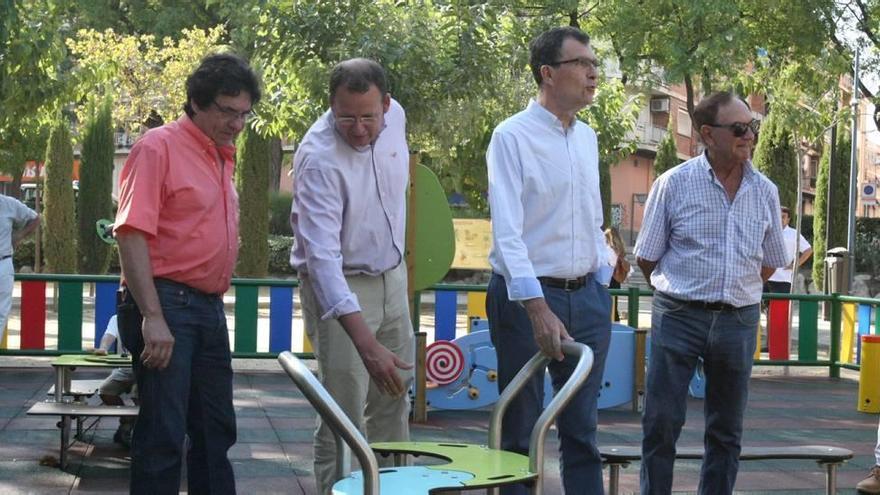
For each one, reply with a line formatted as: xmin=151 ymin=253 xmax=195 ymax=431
xmin=290 ymin=99 xmax=409 ymax=320
xmin=487 ymin=100 xmax=611 ymax=301
xmin=0 ymin=195 xmax=37 ymax=257
xmin=635 ymin=153 xmax=790 ymax=307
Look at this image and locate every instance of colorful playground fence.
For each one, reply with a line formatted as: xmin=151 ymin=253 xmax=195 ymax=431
xmin=0 ymin=273 xmax=877 ymax=380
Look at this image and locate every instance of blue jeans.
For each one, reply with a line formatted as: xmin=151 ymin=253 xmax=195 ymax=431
xmin=640 ymin=292 xmax=759 ymax=495
xmin=118 ymin=279 xmax=237 ymax=495
xmin=487 ymin=273 xmax=611 ymax=495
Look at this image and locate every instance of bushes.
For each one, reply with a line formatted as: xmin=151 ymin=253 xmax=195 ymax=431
xmin=269 ymin=191 xmax=293 ymax=236
xmin=235 ymin=127 xmax=270 ymax=277
xmin=268 ymin=235 xmax=295 ymax=275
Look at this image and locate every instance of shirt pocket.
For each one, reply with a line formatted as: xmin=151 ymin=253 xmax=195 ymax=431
xmin=734 ymin=216 xmax=767 ymax=263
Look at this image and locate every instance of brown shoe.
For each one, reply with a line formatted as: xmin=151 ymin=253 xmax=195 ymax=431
xmin=857 ymin=465 xmax=880 ymax=494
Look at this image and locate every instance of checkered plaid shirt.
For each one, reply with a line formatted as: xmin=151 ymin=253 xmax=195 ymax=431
xmin=635 ymin=153 xmax=790 ymax=307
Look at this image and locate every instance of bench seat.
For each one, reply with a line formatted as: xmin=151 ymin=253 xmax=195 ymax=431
xmin=46 ymin=379 xmax=105 ymax=399
xmin=600 ymin=445 xmax=853 ymax=495
xmin=27 ymin=401 xmax=139 ymax=469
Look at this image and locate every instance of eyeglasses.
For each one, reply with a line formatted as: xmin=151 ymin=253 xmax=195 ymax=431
xmin=211 ymin=102 xmax=254 ymax=123
xmin=548 ymin=57 xmax=600 ymax=70
xmin=706 ymin=118 xmax=760 ymax=137
xmin=335 ymin=115 xmax=379 ymax=127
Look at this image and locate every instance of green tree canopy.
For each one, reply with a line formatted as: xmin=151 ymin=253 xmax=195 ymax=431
xmin=752 ymin=111 xmax=797 ymax=213
xmin=235 ymin=126 xmax=270 ymax=278
xmin=77 ymin=99 xmax=115 ymax=274
xmin=653 ymin=118 xmax=680 ymax=179
xmin=812 ymin=130 xmax=852 ymax=290
xmin=42 ymin=120 xmax=77 ymax=274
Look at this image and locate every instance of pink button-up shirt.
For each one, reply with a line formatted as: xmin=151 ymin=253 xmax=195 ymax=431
xmin=114 ymin=115 xmax=239 ymax=294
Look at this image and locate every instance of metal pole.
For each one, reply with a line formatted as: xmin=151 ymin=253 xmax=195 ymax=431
xmin=790 ymin=141 xmax=804 ymax=363
xmin=846 ymin=48 xmax=860 ymax=293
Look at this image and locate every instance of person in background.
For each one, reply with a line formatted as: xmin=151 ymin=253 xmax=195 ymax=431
xmin=0 ymin=194 xmax=38 ymax=344
xmin=764 ymin=206 xmax=812 ymax=294
xmin=93 ymin=314 xmax=136 ymax=448
xmin=605 ymin=227 xmax=631 ymax=322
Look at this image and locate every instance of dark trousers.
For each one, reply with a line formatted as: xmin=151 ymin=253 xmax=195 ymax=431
xmin=487 ymin=273 xmax=612 ymax=494
xmin=118 ymin=279 xmax=237 ymax=495
xmin=640 ymin=292 xmax=758 ymax=495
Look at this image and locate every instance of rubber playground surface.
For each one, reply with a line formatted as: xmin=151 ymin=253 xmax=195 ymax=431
xmin=0 ymin=358 xmax=877 ymax=494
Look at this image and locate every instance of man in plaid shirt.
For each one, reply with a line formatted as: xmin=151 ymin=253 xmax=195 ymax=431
xmin=635 ymin=91 xmax=789 ymax=495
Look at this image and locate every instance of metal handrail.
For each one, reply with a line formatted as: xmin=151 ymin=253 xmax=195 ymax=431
xmin=487 ymin=341 xmax=594 ymax=495
xmin=277 ymin=352 xmax=379 ymax=495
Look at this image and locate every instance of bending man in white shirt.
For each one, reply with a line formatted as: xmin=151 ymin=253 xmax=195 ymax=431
xmin=290 ymin=58 xmax=414 ymax=494
xmin=486 ymin=26 xmax=612 ymax=495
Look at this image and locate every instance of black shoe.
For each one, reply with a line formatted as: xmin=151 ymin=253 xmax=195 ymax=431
xmin=113 ymin=428 xmax=132 ymax=449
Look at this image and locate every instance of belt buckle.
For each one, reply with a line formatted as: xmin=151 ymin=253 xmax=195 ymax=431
xmin=563 ymin=278 xmax=578 ymax=291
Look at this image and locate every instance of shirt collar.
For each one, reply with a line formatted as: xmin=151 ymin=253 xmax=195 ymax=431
xmin=178 ymin=115 xmax=237 ymax=162
xmin=526 ymin=99 xmax=574 ymax=134
xmin=699 ymin=151 xmax=755 ymax=181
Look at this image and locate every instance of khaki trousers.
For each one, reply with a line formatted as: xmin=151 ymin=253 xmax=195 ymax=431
xmin=301 ymin=263 xmax=415 ymax=494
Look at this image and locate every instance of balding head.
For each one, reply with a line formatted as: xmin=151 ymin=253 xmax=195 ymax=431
xmin=329 ymin=58 xmax=388 ymax=104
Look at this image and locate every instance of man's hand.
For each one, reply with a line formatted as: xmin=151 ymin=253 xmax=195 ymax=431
xmin=91 ymin=348 xmax=108 ymax=356
xmin=339 ymin=312 xmax=413 ymax=396
xmin=140 ymin=316 xmax=175 ymax=370
xmin=523 ymin=298 xmax=572 ymax=361
xmin=358 ymin=339 xmax=414 ymax=397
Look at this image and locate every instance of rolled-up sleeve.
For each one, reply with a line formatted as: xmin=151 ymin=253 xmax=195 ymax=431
xmin=293 ymin=163 xmax=360 ymax=320
xmin=487 ymin=129 xmax=542 ymax=301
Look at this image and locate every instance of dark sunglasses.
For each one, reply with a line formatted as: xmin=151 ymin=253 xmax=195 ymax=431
xmin=706 ymin=118 xmax=760 ymax=137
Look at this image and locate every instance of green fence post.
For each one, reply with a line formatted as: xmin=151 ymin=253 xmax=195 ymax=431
xmin=57 ymin=281 xmax=84 ymax=352
xmin=627 ymin=286 xmax=640 ymax=329
xmin=830 ymin=294 xmax=841 ymax=379
xmin=234 ymin=285 xmax=259 ymax=353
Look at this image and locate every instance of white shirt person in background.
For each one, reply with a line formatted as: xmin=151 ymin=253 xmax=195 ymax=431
xmin=764 ymin=206 xmax=812 ymax=294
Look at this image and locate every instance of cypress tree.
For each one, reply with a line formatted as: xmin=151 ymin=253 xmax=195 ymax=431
xmin=752 ymin=112 xmax=797 ymax=213
xmin=43 ymin=120 xmax=77 ymax=273
xmin=653 ymin=119 xmax=680 ymax=179
xmin=77 ymin=99 xmax=115 ymax=274
xmin=235 ymin=126 xmax=270 ymax=278
xmin=812 ymin=132 xmax=852 ymax=290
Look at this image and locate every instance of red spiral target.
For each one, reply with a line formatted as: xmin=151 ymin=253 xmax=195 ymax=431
xmin=425 ymin=340 xmax=465 ymax=385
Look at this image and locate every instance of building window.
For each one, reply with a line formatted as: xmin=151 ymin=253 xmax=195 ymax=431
xmin=677 ymin=109 xmax=691 ymax=137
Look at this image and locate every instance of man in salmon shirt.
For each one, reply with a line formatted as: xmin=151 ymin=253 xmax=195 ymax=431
xmin=114 ymin=53 xmax=260 ymax=495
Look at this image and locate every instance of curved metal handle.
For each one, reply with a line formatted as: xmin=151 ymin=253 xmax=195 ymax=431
xmin=487 ymin=341 xmax=594 ymax=495
xmin=278 ymin=352 xmax=379 ymax=495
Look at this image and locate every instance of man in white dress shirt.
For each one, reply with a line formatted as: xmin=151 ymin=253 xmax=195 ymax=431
xmin=290 ymin=58 xmax=414 ymax=494
xmin=764 ymin=206 xmax=812 ymax=294
xmin=486 ymin=26 xmax=612 ymax=495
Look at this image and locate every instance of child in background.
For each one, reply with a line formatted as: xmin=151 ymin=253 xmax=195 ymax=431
xmin=605 ymin=227 xmax=631 ymax=322
xmin=94 ymin=315 xmax=136 ymax=448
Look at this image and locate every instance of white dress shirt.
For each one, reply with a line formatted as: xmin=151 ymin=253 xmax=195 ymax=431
xmin=290 ymin=99 xmax=409 ymax=320
xmin=487 ymin=99 xmax=610 ymax=301
xmin=635 ymin=153 xmax=790 ymax=307
xmin=769 ymin=225 xmax=811 ymax=283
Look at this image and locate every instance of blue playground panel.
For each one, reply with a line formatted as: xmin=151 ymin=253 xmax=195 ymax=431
xmin=332 ymin=466 xmax=473 ymax=494
xmin=427 ymin=323 xmax=636 ymax=410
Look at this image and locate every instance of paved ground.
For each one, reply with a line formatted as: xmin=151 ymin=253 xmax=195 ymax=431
xmin=0 ymin=358 xmax=876 ymax=494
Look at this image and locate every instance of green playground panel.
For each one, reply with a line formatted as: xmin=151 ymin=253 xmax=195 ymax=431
xmin=410 ymin=163 xmax=455 ymax=292
xmin=798 ymin=300 xmax=818 ymax=361
xmin=370 ymin=441 xmax=536 ymax=488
